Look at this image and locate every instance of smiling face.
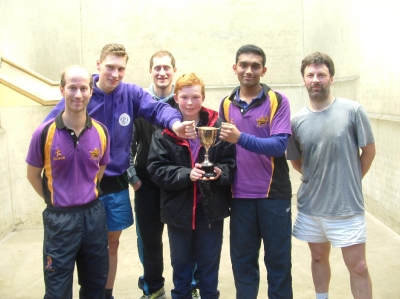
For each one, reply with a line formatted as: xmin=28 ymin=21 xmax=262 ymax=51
xmin=150 ymin=55 xmax=176 ymax=92
xmin=174 ymin=85 xmax=204 ymax=122
xmin=60 ymin=67 xmax=93 ymax=114
xmin=303 ymin=63 xmax=334 ymax=101
xmin=96 ymin=54 xmax=127 ymax=94
xmin=233 ymin=53 xmax=267 ymax=88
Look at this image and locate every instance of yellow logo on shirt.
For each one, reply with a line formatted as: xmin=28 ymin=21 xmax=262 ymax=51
xmin=256 ymin=115 xmax=269 ymax=127
xmin=89 ymin=148 xmax=100 ymax=159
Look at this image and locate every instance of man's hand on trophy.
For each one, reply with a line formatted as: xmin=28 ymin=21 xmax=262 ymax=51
xmin=172 ymin=120 xmax=197 ymax=139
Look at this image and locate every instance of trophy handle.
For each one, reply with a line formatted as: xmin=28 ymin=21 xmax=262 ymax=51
xmin=213 ymin=139 xmax=222 ymax=147
xmin=213 ymin=127 xmax=222 ymax=147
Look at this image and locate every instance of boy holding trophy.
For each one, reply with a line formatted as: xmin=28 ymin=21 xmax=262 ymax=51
xmin=147 ymin=73 xmax=236 ymax=299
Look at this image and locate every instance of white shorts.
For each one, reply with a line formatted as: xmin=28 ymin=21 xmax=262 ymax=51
xmin=292 ymin=211 xmax=366 ymax=248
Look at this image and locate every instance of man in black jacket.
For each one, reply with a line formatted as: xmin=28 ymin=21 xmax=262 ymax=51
xmin=128 ymin=51 xmax=201 ymax=299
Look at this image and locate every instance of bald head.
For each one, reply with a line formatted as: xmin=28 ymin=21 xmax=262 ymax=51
xmin=60 ymin=65 xmax=93 ymax=90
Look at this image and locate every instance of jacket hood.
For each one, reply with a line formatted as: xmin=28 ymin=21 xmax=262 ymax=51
xmin=147 ymin=84 xmax=175 ymax=102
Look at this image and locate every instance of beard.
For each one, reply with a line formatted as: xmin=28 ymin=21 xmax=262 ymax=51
xmin=306 ymin=83 xmax=331 ymax=101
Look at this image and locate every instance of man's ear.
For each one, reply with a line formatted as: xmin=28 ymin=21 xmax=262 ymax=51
xmin=59 ymin=86 xmax=65 ymax=97
xmin=261 ymin=67 xmax=267 ymax=77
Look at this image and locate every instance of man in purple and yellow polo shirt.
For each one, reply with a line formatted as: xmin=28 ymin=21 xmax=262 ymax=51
xmin=219 ymin=44 xmax=293 ymax=299
xmin=26 ymin=65 xmax=110 ymax=299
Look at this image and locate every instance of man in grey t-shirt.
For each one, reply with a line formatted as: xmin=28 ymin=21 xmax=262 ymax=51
xmin=287 ymin=52 xmax=375 ymax=299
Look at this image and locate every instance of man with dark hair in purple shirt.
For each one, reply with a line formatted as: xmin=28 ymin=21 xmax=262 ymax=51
xmin=219 ymin=44 xmax=293 ymax=299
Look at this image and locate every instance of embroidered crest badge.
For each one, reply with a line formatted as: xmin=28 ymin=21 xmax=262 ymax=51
xmin=89 ymin=148 xmax=100 ymax=159
xmin=45 ymin=255 xmax=55 ymax=271
xmin=256 ymin=115 xmax=269 ymax=127
xmin=119 ymin=113 xmax=130 ymax=126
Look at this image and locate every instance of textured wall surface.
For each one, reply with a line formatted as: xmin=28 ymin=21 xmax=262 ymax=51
xmin=0 ymin=129 xmax=13 ymax=236
xmin=0 ymin=106 xmax=54 ymax=233
xmin=0 ymin=84 xmax=41 ymax=107
xmin=300 ymin=0 xmax=400 ymax=233
xmin=78 ymin=0 xmax=303 ymax=88
xmin=365 ymin=119 xmax=400 ymax=233
xmin=0 ymin=0 xmax=82 ymax=80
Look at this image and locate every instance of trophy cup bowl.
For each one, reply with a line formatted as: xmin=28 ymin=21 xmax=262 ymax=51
xmin=197 ymin=126 xmax=220 ymax=178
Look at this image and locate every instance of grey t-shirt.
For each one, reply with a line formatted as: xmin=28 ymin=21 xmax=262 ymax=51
xmin=287 ymin=98 xmax=375 ymax=217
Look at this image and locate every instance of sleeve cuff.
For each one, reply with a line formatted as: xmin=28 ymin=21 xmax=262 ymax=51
xmin=127 ymin=168 xmax=139 ymax=186
xmin=128 ymin=175 xmax=140 ymax=186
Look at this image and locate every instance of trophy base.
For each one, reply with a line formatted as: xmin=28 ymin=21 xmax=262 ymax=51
xmin=201 ymin=164 xmax=216 ymax=178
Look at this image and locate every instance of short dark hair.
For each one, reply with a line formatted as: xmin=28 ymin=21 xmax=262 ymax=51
xmin=301 ymin=52 xmax=335 ymax=77
xmin=60 ymin=65 xmax=93 ymax=90
xmin=236 ymin=44 xmax=266 ymax=67
xmin=150 ymin=50 xmax=176 ymax=69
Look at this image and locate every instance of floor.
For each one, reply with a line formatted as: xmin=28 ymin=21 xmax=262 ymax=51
xmin=0 ymin=204 xmax=399 ymax=298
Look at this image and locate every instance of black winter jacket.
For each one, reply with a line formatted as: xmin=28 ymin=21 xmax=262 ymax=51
xmin=147 ymin=107 xmax=236 ymax=229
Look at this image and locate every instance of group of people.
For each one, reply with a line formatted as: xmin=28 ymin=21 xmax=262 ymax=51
xmin=26 ymin=43 xmax=375 ymax=299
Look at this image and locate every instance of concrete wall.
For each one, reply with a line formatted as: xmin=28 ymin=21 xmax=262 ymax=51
xmin=0 ymin=0 xmax=399 ymax=235
xmin=0 ymin=0 xmax=82 ymax=80
xmin=302 ymin=0 xmax=400 ymax=233
xmin=1 ymin=0 xmax=303 ymax=87
xmin=356 ymin=1 xmax=400 ymax=233
xmin=0 ymin=128 xmax=13 ymax=235
xmin=0 ymin=105 xmax=54 ymax=237
xmin=0 ymin=84 xmax=41 ymax=107
xmin=80 ymin=0 xmax=304 ymax=88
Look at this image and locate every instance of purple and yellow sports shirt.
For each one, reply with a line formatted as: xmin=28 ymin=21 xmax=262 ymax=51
xmin=26 ymin=112 xmax=110 ymax=207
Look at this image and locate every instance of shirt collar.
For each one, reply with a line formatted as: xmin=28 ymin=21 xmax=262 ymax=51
xmin=235 ymin=88 xmax=265 ymax=109
xmin=55 ymin=110 xmax=93 ymax=129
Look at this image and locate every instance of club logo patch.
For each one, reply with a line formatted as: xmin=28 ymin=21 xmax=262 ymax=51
xmin=256 ymin=115 xmax=269 ymax=127
xmin=89 ymin=148 xmax=100 ymax=159
xmin=119 ymin=113 xmax=130 ymax=126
